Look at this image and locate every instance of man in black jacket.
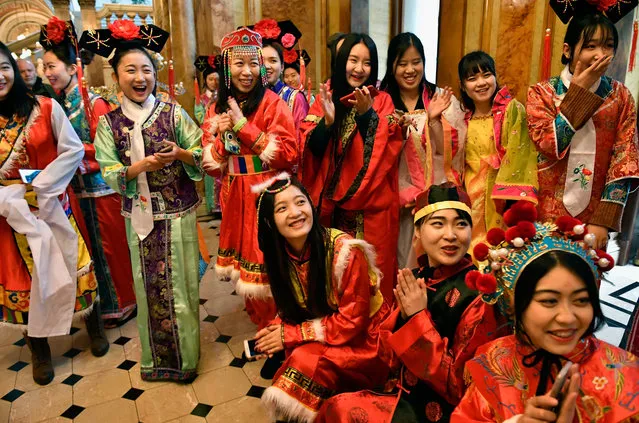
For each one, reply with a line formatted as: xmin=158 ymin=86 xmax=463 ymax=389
xmin=18 ymin=59 xmax=56 ymax=98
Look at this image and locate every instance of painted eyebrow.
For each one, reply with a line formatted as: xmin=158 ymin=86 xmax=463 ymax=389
xmin=274 ymin=195 xmax=305 ymax=208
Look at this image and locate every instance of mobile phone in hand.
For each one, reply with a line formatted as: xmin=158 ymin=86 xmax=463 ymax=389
xmin=548 ymin=361 xmax=572 ymax=411
xmin=243 ymin=339 xmax=264 ymax=361
xmin=339 ymin=85 xmax=380 ymax=107
xmin=158 ymin=142 xmax=173 ymax=154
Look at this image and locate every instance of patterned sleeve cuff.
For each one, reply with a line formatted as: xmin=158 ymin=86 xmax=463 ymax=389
xmin=560 ymin=84 xmax=604 ymax=130
xmin=190 ymin=148 xmax=203 ymax=170
xmin=589 ymin=200 xmax=624 ymax=231
xmin=110 ymin=164 xmax=136 ymax=198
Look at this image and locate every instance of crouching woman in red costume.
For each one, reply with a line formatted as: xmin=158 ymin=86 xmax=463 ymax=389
xmin=452 ymin=207 xmax=639 ymax=422
xmin=252 ymin=173 xmax=390 ymax=423
xmin=316 ymin=183 xmax=509 ymax=423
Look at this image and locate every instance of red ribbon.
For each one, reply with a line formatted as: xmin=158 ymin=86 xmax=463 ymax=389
xmin=629 ymin=21 xmax=638 ymax=72
xmin=168 ymin=60 xmax=175 ymax=100
xmin=194 ymin=77 xmax=201 ymax=105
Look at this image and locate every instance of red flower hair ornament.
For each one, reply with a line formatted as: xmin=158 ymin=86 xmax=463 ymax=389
xmin=46 ymin=17 xmax=69 ymax=44
xmin=108 ymin=19 xmax=140 ymax=40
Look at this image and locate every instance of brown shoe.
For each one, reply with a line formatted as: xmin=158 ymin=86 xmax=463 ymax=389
xmin=25 ymin=336 xmax=54 ymax=385
xmin=85 ymin=302 xmax=109 ymax=357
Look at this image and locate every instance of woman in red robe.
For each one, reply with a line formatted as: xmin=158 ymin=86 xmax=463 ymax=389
xmin=252 ymin=173 xmax=389 ymax=423
xmin=201 ymin=27 xmax=298 ymax=330
xmin=315 ymin=184 xmax=509 ymax=423
xmin=300 ymin=33 xmax=403 ymax=303
xmin=451 ymin=203 xmax=639 ymax=422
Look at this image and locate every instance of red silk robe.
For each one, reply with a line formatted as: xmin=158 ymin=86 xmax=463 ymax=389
xmin=452 ymin=335 xmax=639 ymax=423
xmin=300 ymin=92 xmax=403 ymax=302
xmin=316 ymin=257 xmax=509 ymax=423
xmin=202 ymin=89 xmax=298 ymax=328
xmin=262 ymin=229 xmax=390 ymax=423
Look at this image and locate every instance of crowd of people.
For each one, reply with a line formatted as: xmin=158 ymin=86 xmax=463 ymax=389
xmin=1 ymin=1 xmax=639 ymax=422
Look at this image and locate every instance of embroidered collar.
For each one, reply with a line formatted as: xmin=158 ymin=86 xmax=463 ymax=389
xmin=418 ymin=255 xmax=474 ymax=287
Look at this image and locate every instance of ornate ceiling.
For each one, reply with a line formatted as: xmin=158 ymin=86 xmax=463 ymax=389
xmin=0 ymin=0 xmax=53 ymax=43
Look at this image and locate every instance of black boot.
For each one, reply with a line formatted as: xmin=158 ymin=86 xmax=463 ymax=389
xmin=260 ymin=350 xmax=285 ymax=380
xmin=85 ymin=302 xmax=109 ymax=357
xmin=25 ymin=336 xmax=54 ymax=385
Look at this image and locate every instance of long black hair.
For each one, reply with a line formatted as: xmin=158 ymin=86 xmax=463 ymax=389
xmin=0 ymin=42 xmax=38 ymax=119
xmin=380 ymin=32 xmax=436 ymax=111
xmin=256 ymin=177 xmax=333 ymax=324
xmin=457 ymin=50 xmax=500 ymax=113
xmin=514 ymin=250 xmax=605 ymax=346
xmin=562 ymin=12 xmax=618 ymax=66
xmin=215 ymin=49 xmax=266 ymax=117
xmin=329 ymin=33 xmax=378 ymax=134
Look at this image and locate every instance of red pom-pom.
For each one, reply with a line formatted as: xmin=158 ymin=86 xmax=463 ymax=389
xmin=503 ymin=201 xmax=538 ymax=226
xmin=555 ymin=216 xmax=581 ymax=233
xmin=46 ymin=17 xmax=68 ymax=44
xmin=476 ymin=274 xmax=498 ymax=294
xmin=505 ymin=227 xmax=521 ymax=243
xmin=486 ymin=228 xmax=506 ymax=246
xmin=595 ymin=250 xmax=615 ymax=271
xmin=473 ymin=243 xmax=490 ymax=261
xmin=254 ymin=19 xmax=281 ymax=40
xmin=465 ymin=270 xmax=481 ymax=290
xmin=283 ymin=48 xmax=298 ymax=64
xmin=108 ymin=19 xmax=140 ymax=41
xmin=281 ymin=33 xmax=296 ymax=48
xmin=517 ymin=221 xmax=536 ymax=239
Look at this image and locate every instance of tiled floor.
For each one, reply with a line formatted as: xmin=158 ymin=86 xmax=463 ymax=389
xmin=0 ymin=217 xmax=272 ymax=423
xmin=1 ymin=221 xmax=637 ymax=422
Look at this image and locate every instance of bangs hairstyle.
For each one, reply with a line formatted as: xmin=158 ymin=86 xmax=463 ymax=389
xmin=256 ymin=177 xmax=333 ymax=324
xmin=513 ymin=250 xmax=605 ymax=346
xmin=562 ymin=12 xmax=618 ymax=65
xmin=44 ymin=42 xmax=77 ymax=66
xmin=414 ymin=209 xmax=472 ymax=228
xmin=380 ymin=32 xmax=436 ymax=111
xmin=458 ymin=50 xmax=499 ymax=112
xmin=329 ymin=33 xmax=378 ymax=135
xmin=0 ymin=42 xmax=38 ymax=119
xmin=262 ymin=41 xmax=284 ymax=65
xmin=110 ymin=43 xmax=157 ymax=75
xmin=215 ymin=49 xmax=266 ymax=117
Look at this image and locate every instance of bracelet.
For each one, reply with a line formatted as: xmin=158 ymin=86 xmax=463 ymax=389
xmin=428 ymin=117 xmax=441 ymax=128
xmin=232 ymin=117 xmax=248 ymax=133
xmin=280 ymin=324 xmax=285 ymax=347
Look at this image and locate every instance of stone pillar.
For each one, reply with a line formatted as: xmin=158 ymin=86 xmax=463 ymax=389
xmin=51 ymin=0 xmax=71 ymax=20
xmin=152 ymin=0 xmax=171 ymax=99
xmin=168 ymin=0 xmax=197 ymax=116
xmin=77 ymin=0 xmax=105 ymax=88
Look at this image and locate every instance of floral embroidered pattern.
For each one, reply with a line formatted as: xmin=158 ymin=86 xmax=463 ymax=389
xmin=573 ymin=164 xmax=593 ymax=189
xmin=592 ymin=376 xmax=608 ymax=390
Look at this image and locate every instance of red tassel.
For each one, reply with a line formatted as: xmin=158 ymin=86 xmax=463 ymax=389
xmin=629 ymin=21 xmax=638 ymax=72
xmin=168 ymin=60 xmax=175 ymax=100
xmin=193 ymin=77 xmax=201 ymax=105
xmin=75 ymin=58 xmax=94 ymax=132
xmin=306 ymin=77 xmax=312 ymax=103
xmin=299 ymin=53 xmax=306 ymax=92
xmin=541 ymin=28 xmax=552 ymax=81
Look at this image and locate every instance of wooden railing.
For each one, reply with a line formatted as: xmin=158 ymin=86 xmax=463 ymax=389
xmin=95 ymin=4 xmax=154 ymax=28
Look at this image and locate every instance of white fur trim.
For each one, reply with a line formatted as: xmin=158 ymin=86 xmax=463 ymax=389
xmin=334 ymin=238 xmax=382 ymax=294
xmin=250 ymin=172 xmax=291 ymax=194
xmin=215 ymin=264 xmax=239 ymax=282
xmin=261 ymin=386 xmax=318 ymax=423
xmin=235 ymin=278 xmax=272 ymax=299
xmin=258 ymin=134 xmax=279 ymax=163
xmin=309 ymin=318 xmax=325 ymax=343
xmin=76 ymin=300 xmax=96 ymax=320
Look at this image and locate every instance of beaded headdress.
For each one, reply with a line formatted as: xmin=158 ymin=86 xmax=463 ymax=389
xmin=466 ymin=201 xmax=614 ymax=315
xmin=413 ymin=183 xmax=472 ymax=224
xmin=251 ymin=172 xmax=292 ymax=220
xmin=220 ymin=27 xmax=268 ymax=89
xmin=79 ymin=19 xmax=169 ymax=58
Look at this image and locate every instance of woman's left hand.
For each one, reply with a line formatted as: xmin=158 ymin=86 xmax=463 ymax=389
xmin=154 ymin=141 xmax=181 ymax=165
xmin=255 ymin=324 xmax=284 ymax=357
xmin=349 ymin=86 xmax=374 ymax=115
xmin=586 ymin=224 xmax=609 ymax=250
xmin=227 ymin=97 xmax=244 ymax=125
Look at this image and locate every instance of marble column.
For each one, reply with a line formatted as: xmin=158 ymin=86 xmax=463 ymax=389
xmin=77 ymin=0 xmax=105 ymax=88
